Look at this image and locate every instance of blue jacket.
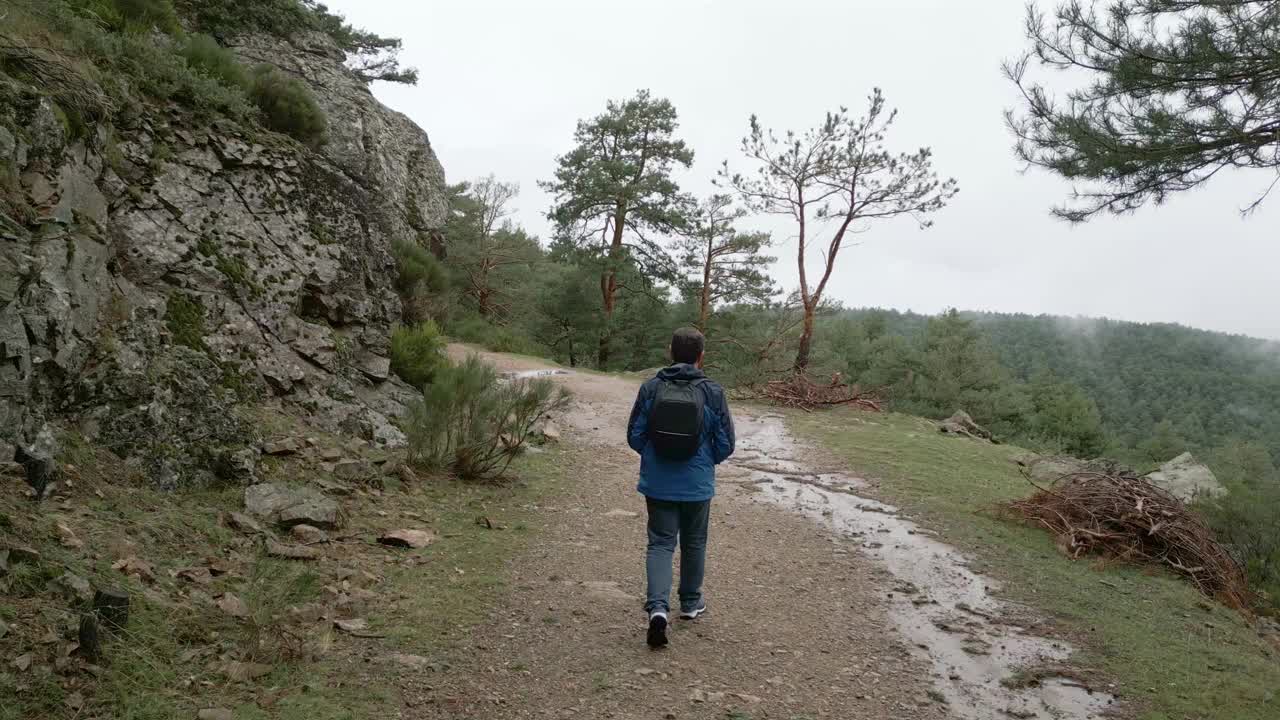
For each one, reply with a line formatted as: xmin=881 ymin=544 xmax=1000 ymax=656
xmin=627 ymin=364 xmax=735 ymax=502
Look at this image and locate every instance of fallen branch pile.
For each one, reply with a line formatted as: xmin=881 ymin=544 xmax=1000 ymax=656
xmin=1004 ymin=470 xmax=1252 ymax=611
xmin=760 ymin=373 xmax=883 ymax=412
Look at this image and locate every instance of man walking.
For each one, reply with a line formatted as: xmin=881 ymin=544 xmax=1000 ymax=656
xmin=627 ymin=327 xmax=735 ymax=648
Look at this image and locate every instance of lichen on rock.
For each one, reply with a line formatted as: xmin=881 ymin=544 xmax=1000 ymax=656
xmin=0 ymin=24 xmax=447 ymax=488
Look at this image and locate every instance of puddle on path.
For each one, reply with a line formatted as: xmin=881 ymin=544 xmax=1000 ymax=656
xmin=500 ymin=369 xmax=571 ymax=380
xmin=727 ymin=414 xmax=1115 ymax=720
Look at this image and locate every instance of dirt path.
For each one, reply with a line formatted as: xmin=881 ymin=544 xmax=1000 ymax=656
xmin=401 ymin=348 xmax=1109 ymax=719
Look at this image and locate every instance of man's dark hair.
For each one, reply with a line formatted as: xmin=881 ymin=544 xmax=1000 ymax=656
xmin=670 ymin=327 xmax=705 ymax=365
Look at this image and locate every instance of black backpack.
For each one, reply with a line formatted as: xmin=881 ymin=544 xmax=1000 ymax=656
xmin=648 ymin=378 xmax=707 ymax=460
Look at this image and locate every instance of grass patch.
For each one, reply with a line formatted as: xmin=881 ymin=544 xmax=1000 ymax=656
xmin=367 ymin=448 xmax=564 ymax=654
xmin=789 ymin=408 xmax=1280 ymax=720
xmin=0 ymin=423 xmax=564 ymax=720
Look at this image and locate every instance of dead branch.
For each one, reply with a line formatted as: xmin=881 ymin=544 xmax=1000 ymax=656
xmin=1002 ymin=470 xmax=1252 ymax=612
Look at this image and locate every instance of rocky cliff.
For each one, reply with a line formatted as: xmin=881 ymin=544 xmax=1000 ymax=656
xmin=0 ymin=30 xmax=447 ymax=488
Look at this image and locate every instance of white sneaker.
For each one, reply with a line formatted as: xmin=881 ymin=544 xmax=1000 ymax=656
xmin=679 ymin=601 xmax=707 ymax=620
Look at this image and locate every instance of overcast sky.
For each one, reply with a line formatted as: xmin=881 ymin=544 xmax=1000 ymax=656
xmin=325 ymin=0 xmax=1279 ymax=340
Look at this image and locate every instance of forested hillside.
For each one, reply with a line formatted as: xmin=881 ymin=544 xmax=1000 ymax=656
xmin=819 ymin=308 xmax=1280 ymax=465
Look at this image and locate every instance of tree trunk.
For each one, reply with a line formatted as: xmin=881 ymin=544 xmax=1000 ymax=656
xmin=596 ymin=329 xmax=611 ymax=369
xmin=697 ymin=233 xmax=713 ymax=332
xmin=598 ymin=202 xmax=627 ymax=368
xmin=793 ymin=303 xmax=816 ymax=372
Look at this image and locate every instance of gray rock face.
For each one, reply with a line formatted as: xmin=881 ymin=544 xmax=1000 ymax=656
xmin=1144 ymin=452 xmax=1226 ymax=503
xmin=244 ymin=482 xmax=339 ymax=529
xmin=0 ymin=32 xmax=447 ymax=487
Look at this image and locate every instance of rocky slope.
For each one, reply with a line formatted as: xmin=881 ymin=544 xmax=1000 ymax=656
xmin=0 ymin=30 xmax=447 ymax=488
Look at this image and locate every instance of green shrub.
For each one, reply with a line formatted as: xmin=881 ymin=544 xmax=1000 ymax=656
xmin=391 ymin=238 xmax=449 ymax=323
xmin=405 ymin=354 xmax=570 ymax=480
xmin=248 ymin=65 xmax=326 ymax=145
xmin=178 ymin=0 xmax=417 ymax=85
xmin=1199 ymin=443 xmax=1280 ymax=612
xmin=13 ymin=1 xmax=255 ymax=125
xmin=390 ymin=321 xmax=445 ymax=389
xmin=113 ymin=0 xmax=180 ymax=34
xmin=180 ymin=34 xmax=249 ymax=90
xmin=1200 ymin=484 xmax=1280 ymax=612
xmin=164 ymin=292 xmax=207 ymax=351
xmin=447 ymin=314 xmax=544 ymax=356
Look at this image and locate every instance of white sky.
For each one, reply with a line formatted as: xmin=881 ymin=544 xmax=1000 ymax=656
xmin=324 ymin=0 xmax=1280 ymax=340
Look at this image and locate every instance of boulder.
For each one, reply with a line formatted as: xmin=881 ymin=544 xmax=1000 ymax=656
xmin=1013 ymin=454 xmax=1132 ymax=484
xmin=215 ymin=447 xmax=259 ymax=484
xmin=266 ymin=540 xmax=319 ymax=561
xmin=378 ymin=529 xmax=435 ymax=549
xmin=289 ymin=524 xmax=328 ymax=543
xmin=244 ymin=483 xmax=339 ymax=529
xmin=261 ymin=438 xmax=302 ymax=456
xmin=1014 ymin=454 xmax=1090 ymax=484
xmin=54 ymin=572 xmax=94 ymax=604
xmin=938 ymin=411 xmax=995 ymax=442
xmin=1144 ymin=452 xmax=1226 ymax=503
xmin=332 ymin=459 xmax=374 ymax=483
xmin=224 ymin=511 xmax=265 ymax=534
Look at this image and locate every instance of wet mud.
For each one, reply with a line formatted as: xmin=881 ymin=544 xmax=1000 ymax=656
xmin=726 ymin=413 xmax=1116 ymax=720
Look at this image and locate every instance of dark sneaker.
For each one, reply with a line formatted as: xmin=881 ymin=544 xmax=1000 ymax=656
xmin=646 ymin=611 xmax=669 ymax=648
xmin=679 ymin=601 xmax=707 ymax=620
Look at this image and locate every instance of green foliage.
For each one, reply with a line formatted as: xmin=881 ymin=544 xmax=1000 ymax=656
xmin=1197 ymin=442 xmax=1280 ymax=611
xmin=722 ymin=88 xmax=958 ymax=370
xmin=447 ymin=313 xmax=544 ymax=357
xmin=442 ymin=177 xmax=542 ymax=320
xmin=176 ymin=0 xmax=312 ymax=39
xmin=1138 ymin=419 xmax=1187 ymax=465
xmin=213 ymin=251 xmax=255 ymax=291
xmin=177 ymin=0 xmax=418 ymax=84
xmin=966 ymin=312 xmax=1280 ymax=461
xmin=540 ymin=89 xmax=695 ymax=367
xmin=391 ymin=238 xmax=450 ymax=324
xmin=112 ymin=0 xmax=180 ymax=34
xmin=390 ymin=321 xmax=445 ymax=390
xmin=248 ymin=65 xmax=326 ymax=145
xmin=1027 ymin=373 xmax=1107 ymax=457
xmin=528 ymin=261 xmax=605 ymax=368
xmin=180 ymin=33 xmax=249 ymax=90
xmin=1007 ymin=1 xmax=1280 ymax=220
xmin=675 ymin=194 xmax=776 ymax=333
xmin=6 ymin=0 xmax=254 ymax=128
xmin=163 ymin=292 xmax=207 ymax=351
xmin=405 ymin=355 xmax=571 ymax=480
xmin=822 ymin=308 xmax=1280 ymax=465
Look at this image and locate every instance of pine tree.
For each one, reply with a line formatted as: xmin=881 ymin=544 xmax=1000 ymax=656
xmin=722 ymin=89 xmax=957 ymax=372
xmin=444 ymin=176 xmax=538 ymax=320
xmin=541 ymin=91 xmax=694 ymax=368
xmin=1006 ymin=1 xmax=1280 ymax=220
xmin=675 ymin=194 xmax=776 ymax=334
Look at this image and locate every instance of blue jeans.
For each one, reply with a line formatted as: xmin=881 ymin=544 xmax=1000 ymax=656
xmin=644 ymin=497 xmax=711 ymax=614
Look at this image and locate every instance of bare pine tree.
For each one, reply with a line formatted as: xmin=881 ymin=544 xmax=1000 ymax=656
xmin=722 ymin=89 xmax=958 ymax=371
